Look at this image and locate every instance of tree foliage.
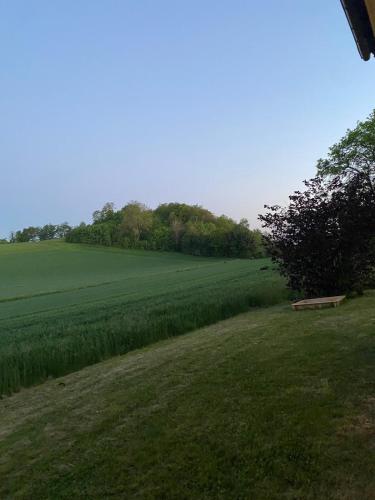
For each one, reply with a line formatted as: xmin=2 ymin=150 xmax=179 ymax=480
xmin=260 ymin=111 xmax=375 ymax=297
xmin=120 ymin=202 xmax=153 ymax=244
xmin=10 ymin=223 xmax=72 ymax=243
xmin=66 ymin=201 xmax=266 ymax=258
xmin=317 ymin=110 xmax=375 ymax=194
xmin=260 ymin=174 xmax=375 ymax=297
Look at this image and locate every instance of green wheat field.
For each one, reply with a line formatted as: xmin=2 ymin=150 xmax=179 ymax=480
xmin=0 ymin=241 xmax=287 ymax=395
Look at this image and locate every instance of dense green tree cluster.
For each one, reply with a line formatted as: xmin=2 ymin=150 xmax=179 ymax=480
xmin=9 ymin=223 xmax=71 ymax=243
xmin=66 ymin=202 xmax=266 ymax=258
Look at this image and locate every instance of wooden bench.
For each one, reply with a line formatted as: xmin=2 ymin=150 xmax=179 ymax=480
xmin=292 ymin=295 xmax=346 ymax=311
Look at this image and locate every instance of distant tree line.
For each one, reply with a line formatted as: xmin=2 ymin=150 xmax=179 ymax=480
xmin=9 ymin=223 xmax=71 ymax=243
xmin=66 ymin=202 xmax=266 ymax=258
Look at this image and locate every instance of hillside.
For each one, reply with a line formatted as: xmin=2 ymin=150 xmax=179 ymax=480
xmin=0 ymin=240 xmax=240 ymax=304
xmin=1 ymin=294 xmax=374 ymax=499
xmin=0 ymin=241 xmax=286 ymax=394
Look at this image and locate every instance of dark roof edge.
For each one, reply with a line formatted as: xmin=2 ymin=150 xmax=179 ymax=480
xmin=341 ymin=0 xmax=375 ymax=60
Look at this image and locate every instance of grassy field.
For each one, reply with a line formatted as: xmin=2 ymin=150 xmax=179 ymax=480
xmin=1 ymin=292 xmax=374 ymax=499
xmin=0 ymin=241 xmax=287 ymax=395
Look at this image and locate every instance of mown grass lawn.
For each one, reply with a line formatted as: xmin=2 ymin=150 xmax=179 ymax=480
xmin=1 ymin=292 xmax=374 ymax=499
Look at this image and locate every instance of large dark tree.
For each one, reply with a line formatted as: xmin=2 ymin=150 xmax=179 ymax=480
xmin=259 ymin=174 xmax=375 ymax=297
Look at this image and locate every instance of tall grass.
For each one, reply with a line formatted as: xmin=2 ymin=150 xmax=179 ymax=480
xmin=0 ymin=277 xmax=288 ymax=395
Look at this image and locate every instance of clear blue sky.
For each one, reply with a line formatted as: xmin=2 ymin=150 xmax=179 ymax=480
xmin=1 ymin=1 xmax=375 ymax=238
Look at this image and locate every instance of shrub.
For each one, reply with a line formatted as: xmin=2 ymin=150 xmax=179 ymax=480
xmin=259 ymin=174 xmax=375 ymax=297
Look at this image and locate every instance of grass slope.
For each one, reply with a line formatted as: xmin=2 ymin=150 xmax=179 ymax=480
xmin=0 ymin=241 xmax=287 ymax=394
xmin=1 ymin=294 xmax=374 ymax=499
xmin=0 ymin=240 xmax=240 ymax=303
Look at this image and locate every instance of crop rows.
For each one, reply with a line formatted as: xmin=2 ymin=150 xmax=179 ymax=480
xmin=0 ymin=262 xmax=287 ymax=395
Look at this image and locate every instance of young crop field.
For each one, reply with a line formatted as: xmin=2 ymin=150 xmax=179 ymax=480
xmin=0 ymin=241 xmax=288 ymax=395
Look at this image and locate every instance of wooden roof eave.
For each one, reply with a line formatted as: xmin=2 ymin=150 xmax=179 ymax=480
xmin=341 ymin=0 xmax=375 ymax=60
